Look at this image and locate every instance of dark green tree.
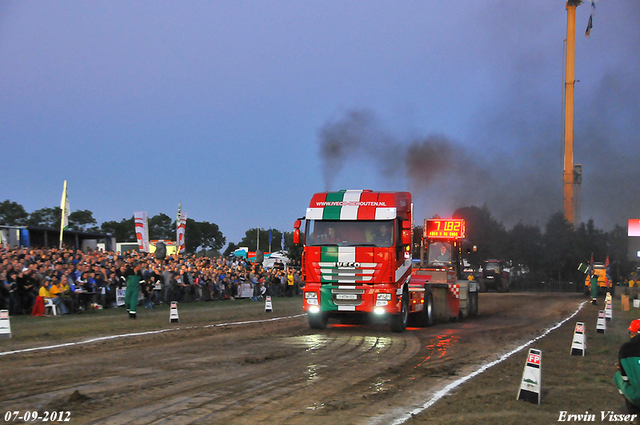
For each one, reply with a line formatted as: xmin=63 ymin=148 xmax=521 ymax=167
xmin=606 ymin=224 xmax=633 ymax=283
xmin=238 ymin=228 xmax=284 ymax=253
xmin=506 ymin=222 xmax=544 ymax=283
xmin=27 ymin=207 xmax=60 ymax=228
xmin=68 ymin=209 xmax=99 ymax=233
xmin=574 ymin=219 xmax=608 ymax=266
xmin=542 ymin=212 xmax=577 ymax=283
xmin=101 ymin=217 xmax=135 ymax=241
xmin=0 ymin=200 xmax=29 ymax=225
xmin=176 ymin=218 xmax=226 ymax=254
xmin=197 ymin=221 xmax=225 ymax=251
xmin=184 ymin=218 xmax=201 ymax=253
xmin=149 ymin=213 xmax=173 ymax=240
xmin=453 ymin=205 xmax=507 ymax=267
xmin=283 ymin=230 xmax=303 ymax=265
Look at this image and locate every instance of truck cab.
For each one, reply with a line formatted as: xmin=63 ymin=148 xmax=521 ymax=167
xmin=296 ymin=190 xmax=478 ymax=332
xmin=296 ymin=190 xmax=416 ymax=332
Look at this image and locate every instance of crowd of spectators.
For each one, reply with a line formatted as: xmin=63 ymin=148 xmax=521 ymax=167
xmin=0 ymin=244 xmax=303 ymax=316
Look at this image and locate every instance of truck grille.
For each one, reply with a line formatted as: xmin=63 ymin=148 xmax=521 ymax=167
xmin=317 ymin=262 xmax=377 ymax=284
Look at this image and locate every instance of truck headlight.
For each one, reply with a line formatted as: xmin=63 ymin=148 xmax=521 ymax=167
xmin=376 ymin=292 xmax=392 ymax=306
xmin=305 ymin=292 xmax=319 ymax=305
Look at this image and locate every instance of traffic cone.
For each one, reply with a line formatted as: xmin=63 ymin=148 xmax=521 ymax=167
xmin=170 ymin=301 xmax=179 ymax=323
xmin=0 ymin=310 xmax=11 ymax=339
xmin=265 ymin=296 xmax=273 ymax=313
xmin=570 ymin=322 xmax=586 ymax=356
xmin=517 ymin=348 xmax=542 ymax=404
xmin=596 ymin=310 xmax=606 ymax=334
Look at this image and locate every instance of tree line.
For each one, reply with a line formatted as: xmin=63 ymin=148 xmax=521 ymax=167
xmin=0 ymin=200 xmax=225 ymax=254
xmin=449 ymin=206 xmax=633 ymax=285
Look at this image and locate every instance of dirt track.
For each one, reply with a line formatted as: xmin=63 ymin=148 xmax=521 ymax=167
xmin=0 ymin=293 xmax=587 ymax=424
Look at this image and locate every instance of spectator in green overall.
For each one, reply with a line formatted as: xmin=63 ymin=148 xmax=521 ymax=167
xmin=614 ymin=320 xmax=640 ymax=420
xmin=590 ymin=273 xmax=598 ymax=305
xmin=124 ymin=262 xmax=145 ymax=319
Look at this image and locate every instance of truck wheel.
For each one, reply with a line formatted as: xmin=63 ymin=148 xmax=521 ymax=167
xmin=390 ymin=289 xmax=409 ymax=333
xmin=415 ymin=289 xmax=434 ymax=327
xmin=469 ymin=291 xmax=478 ymax=317
xmin=308 ymin=312 xmax=328 ymax=330
xmin=499 ymin=279 xmax=509 ymax=293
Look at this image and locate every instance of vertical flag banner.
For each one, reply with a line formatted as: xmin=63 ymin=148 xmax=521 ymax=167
xmin=176 ymin=203 xmax=187 ymax=254
xmin=59 ymin=180 xmax=70 ymax=248
xmin=134 ymin=211 xmax=150 ymax=253
xmin=281 ymin=233 xmax=285 ymax=251
xmin=585 ymin=0 xmax=595 ymax=37
xmin=604 ymin=255 xmax=612 ymax=287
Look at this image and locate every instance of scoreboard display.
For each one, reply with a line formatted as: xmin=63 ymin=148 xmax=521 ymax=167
xmin=424 ymin=219 xmax=466 ymax=239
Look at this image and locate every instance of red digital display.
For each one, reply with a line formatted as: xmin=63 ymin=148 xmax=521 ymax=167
xmin=425 ymin=219 xmax=465 ymax=239
xmin=629 ymin=219 xmax=640 ymax=237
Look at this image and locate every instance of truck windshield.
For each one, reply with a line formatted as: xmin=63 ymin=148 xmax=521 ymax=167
xmin=305 ymin=220 xmax=395 ymax=247
xmin=485 ymin=262 xmax=500 ymax=273
xmin=428 ymin=241 xmax=452 ymax=265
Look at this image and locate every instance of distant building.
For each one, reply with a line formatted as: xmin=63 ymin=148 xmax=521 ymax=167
xmin=0 ymin=225 xmax=115 ymax=251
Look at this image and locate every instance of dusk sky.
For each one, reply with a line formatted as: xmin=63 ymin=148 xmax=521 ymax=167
xmin=1 ymin=1 xmax=639 ymax=247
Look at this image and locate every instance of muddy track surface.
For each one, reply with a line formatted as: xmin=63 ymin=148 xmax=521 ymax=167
xmin=0 ymin=293 xmax=585 ymax=425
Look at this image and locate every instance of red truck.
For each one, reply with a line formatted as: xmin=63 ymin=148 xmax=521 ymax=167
xmin=293 ymin=190 xmax=478 ymax=332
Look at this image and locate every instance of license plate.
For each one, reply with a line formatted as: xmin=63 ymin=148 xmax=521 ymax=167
xmin=336 ymin=294 xmax=358 ymax=300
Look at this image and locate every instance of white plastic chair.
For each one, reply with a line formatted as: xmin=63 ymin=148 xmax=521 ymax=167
xmin=44 ymin=298 xmax=58 ymax=316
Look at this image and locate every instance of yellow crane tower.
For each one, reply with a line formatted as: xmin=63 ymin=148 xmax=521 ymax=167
xmin=563 ymin=0 xmax=582 ymax=225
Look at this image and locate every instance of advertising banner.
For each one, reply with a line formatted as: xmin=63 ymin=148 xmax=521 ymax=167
xmin=134 ymin=211 xmax=150 ymax=253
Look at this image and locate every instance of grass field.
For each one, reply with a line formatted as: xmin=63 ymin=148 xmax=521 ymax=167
xmin=0 ymin=296 xmax=304 ymax=350
xmin=412 ymin=296 xmax=640 ymax=424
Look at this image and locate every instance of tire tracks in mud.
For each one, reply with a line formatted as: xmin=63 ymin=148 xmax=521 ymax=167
xmin=0 ymin=321 xmax=422 ymax=425
xmin=0 ymin=293 xmax=586 ymax=425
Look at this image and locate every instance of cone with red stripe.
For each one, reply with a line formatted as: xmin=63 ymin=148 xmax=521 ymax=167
xmin=0 ymin=310 xmax=11 ymax=339
xmin=170 ymin=301 xmax=179 ymax=323
xmin=265 ymin=296 xmax=273 ymax=313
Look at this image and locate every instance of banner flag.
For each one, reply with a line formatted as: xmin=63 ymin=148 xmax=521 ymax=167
xmin=605 ymin=255 xmax=612 ymax=286
xmin=281 ymin=233 xmax=285 ymax=251
xmin=134 ymin=211 xmax=150 ymax=253
xmin=176 ymin=203 xmax=187 ymax=254
xmin=585 ymin=1 xmax=596 ymax=37
xmin=585 ymin=15 xmax=593 ymax=37
xmin=59 ymin=180 xmax=70 ymax=248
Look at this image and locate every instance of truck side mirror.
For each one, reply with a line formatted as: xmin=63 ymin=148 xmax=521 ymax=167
xmin=293 ymin=220 xmax=301 ymax=245
xmin=401 ymin=220 xmax=411 ymax=246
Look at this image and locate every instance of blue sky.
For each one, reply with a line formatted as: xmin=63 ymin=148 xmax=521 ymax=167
xmin=1 ymin=1 xmax=639 ymax=246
